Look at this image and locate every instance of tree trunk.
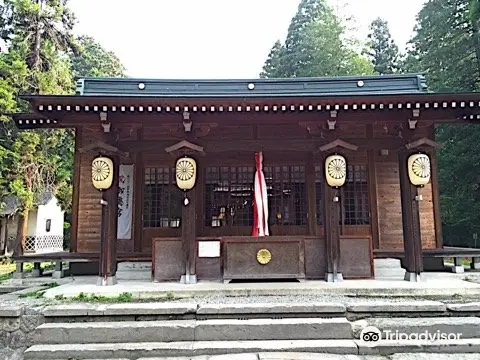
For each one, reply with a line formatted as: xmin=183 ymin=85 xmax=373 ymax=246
xmin=470 ymin=2 xmax=480 ymax=84
xmin=14 ymin=166 xmax=33 ymax=256
xmin=33 ymin=0 xmax=42 ymax=71
xmin=0 ymin=218 xmax=6 ymax=256
xmin=472 ymin=24 xmax=480 ymax=83
xmin=14 ymin=212 xmax=29 ymax=256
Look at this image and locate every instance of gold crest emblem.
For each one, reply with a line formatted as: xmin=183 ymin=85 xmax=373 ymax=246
xmin=256 ymin=248 xmax=272 ymax=265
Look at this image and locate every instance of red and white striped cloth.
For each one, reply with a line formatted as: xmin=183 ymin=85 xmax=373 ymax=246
xmin=252 ymin=152 xmax=269 ymax=237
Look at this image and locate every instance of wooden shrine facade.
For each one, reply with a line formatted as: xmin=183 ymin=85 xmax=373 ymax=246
xmin=13 ymin=74 xmax=480 ymax=283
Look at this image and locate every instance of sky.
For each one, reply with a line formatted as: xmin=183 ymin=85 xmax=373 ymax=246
xmin=68 ymin=0 xmax=425 ymax=79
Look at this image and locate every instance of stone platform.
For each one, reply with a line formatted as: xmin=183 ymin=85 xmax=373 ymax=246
xmin=40 ymin=272 xmax=480 ymax=299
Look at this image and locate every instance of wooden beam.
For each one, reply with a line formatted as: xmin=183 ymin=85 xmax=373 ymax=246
xmin=70 ymin=127 xmax=82 ymax=253
xmin=398 ymin=149 xmax=424 ymax=276
xmin=120 ymin=138 xmax=403 ymax=153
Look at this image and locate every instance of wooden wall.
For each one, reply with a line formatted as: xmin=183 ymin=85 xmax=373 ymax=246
xmin=375 ymin=154 xmax=436 ymax=250
xmin=76 ymin=152 xmax=102 ymax=252
xmin=73 ymin=120 xmax=440 ymax=255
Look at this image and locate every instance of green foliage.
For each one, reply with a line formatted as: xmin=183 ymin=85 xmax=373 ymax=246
xmin=68 ymin=292 xmax=134 ymax=303
xmin=402 ymin=0 xmax=477 ymax=91
xmin=70 ymin=35 xmax=126 ymax=78
xmin=403 ymin=0 xmax=480 ymax=247
xmin=0 ymin=2 xmax=125 ymax=253
xmin=260 ymin=41 xmax=284 ymax=78
xmin=19 ymin=289 xmax=46 ymax=298
xmin=260 ymin=0 xmax=373 ymax=78
xmin=366 ymin=18 xmax=399 ymax=74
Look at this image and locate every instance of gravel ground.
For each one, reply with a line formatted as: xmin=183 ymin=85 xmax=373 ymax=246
xmin=167 ymin=294 xmax=476 ymax=305
xmin=1 ymin=291 xmax=477 ymax=307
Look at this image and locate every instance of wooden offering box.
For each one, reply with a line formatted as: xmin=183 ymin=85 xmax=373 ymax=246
xmin=223 ymin=236 xmax=305 ymax=282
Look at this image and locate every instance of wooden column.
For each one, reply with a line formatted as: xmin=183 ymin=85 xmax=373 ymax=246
xmin=368 ymin=149 xmax=380 ymax=249
xmin=70 ymin=127 xmax=82 ymax=253
xmin=366 ymin=125 xmax=380 ymax=249
xmin=306 ymin=153 xmax=318 ymax=236
xmin=398 ymin=150 xmax=423 ymax=280
xmin=133 ymin=151 xmax=144 ymax=253
xmin=323 ymin=165 xmax=342 ymax=282
xmin=181 ymin=185 xmax=197 ymax=283
xmin=429 ymin=151 xmax=444 ymax=248
xmin=98 ymin=155 xmax=119 ymax=285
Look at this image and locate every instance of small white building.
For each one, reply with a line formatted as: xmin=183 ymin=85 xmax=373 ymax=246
xmin=0 ymin=193 xmax=65 ymax=255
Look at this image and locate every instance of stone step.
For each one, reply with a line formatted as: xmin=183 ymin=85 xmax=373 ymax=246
xmin=360 ymin=317 xmax=480 ymax=339
xmin=23 ymin=340 xmax=358 ymax=359
xmin=374 ymin=258 xmax=403 ymax=269
xmin=356 ymin=338 xmax=480 ymax=355
xmin=116 ymin=262 xmax=152 ymax=281
xmin=34 ymin=318 xmax=353 ymax=344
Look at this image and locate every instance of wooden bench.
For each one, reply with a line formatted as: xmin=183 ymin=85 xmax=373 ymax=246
xmin=374 ymin=247 xmax=480 ymax=273
xmin=12 ymin=252 xmax=151 ymax=279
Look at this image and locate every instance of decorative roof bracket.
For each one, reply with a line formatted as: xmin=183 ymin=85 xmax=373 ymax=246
xmin=318 ymin=139 xmax=359 ymax=152
xmin=405 ymin=137 xmax=443 ymax=150
xmin=327 ymin=110 xmax=338 ymax=130
xmin=79 ymin=140 xmax=129 ymax=158
xmin=408 ymin=109 xmax=420 ymax=129
xmin=165 ymin=140 xmax=205 ymax=157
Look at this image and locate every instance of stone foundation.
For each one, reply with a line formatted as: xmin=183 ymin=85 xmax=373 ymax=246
xmin=0 ymin=307 xmax=43 ymax=360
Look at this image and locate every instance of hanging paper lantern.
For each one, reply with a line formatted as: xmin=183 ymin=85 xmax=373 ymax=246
xmin=325 ymin=154 xmax=347 ymax=188
xmin=176 ymin=156 xmax=197 ymax=190
xmin=408 ymin=153 xmax=431 ymax=186
xmin=92 ymin=156 xmax=114 ymax=190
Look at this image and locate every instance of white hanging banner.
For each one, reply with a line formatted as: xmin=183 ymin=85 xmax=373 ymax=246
xmin=117 ymin=164 xmax=134 ymax=240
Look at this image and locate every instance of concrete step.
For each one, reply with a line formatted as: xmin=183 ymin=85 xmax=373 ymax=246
xmin=34 ymin=318 xmax=353 ymax=344
xmin=362 ymin=317 xmax=480 ymax=339
xmin=23 ymin=340 xmax=358 ymax=359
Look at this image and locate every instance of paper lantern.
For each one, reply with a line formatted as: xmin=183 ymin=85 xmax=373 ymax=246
xmin=325 ymin=154 xmax=347 ymax=188
xmin=92 ymin=156 xmax=114 ymax=190
xmin=176 ymin=156 xmax=197 ymax=190
xmin=408 ymin=153 xmax=431 ymax=186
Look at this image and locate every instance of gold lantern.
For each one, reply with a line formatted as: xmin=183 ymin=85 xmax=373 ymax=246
xmin=176 ymin=156 xmax=197 ymax=190
xmin=408 ymin=153 xmax=431 ymax=186
xmin=92 ymin=156 xmax=114 ymax=190
xmin=325 ymin=154 xmax=347 ymax=188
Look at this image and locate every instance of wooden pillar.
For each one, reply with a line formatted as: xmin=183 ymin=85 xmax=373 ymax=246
xmin=398 ymin=150 xmax=423 ymax=281
xmin=323 ymin=158 xmax=342 ymax=282
xmin=429 ymin=151 xmax=444 ymax=248
xmin=368 ymin=149 xmax=380 ymax=249
xmin=366 ymin=125 xmax=380 ymax=249
xmin=70 ymin=127 xmax=82 ymax=253
xmin=306 ymin=152 xmax=318 ymax=236
xmin=181 ymin=185 xmax=197 ymax=284
xmin=97 ymin=155 xmax=119 ymax=286
xmin=133 ymin=151 xmax=144 ymax=253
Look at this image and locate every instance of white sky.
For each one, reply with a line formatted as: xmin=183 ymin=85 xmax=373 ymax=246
xmin=68 ymin=0 xmax=425 ymax=79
